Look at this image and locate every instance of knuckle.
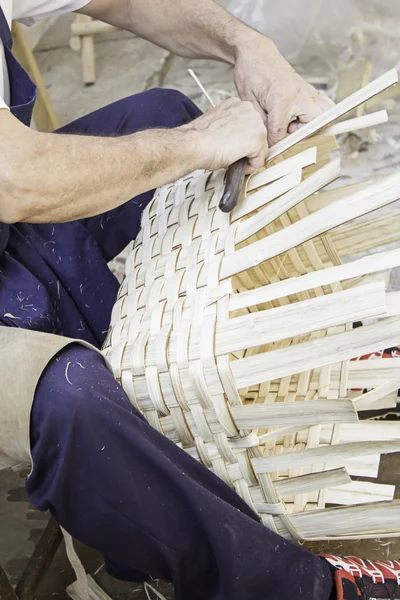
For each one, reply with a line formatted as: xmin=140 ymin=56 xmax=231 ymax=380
xmin=228 ymin=97 xmax=240 ymax=106
xmin=220 ymin=97 xmax=236 ymax=110
xmin=242 ymin=100 xmax=253 ymax=109
xmin=240 ymin=100 xmax=257 ymax=117
xmin=220 ymin=98 xmax=232 ymax=108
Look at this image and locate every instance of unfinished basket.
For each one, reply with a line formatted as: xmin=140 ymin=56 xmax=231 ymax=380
xmin=103 ymin=69 xmax=400 ymax=542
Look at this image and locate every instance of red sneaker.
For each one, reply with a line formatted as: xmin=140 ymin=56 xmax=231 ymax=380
xmin=321 ymin=555 xmax=400 ymax=600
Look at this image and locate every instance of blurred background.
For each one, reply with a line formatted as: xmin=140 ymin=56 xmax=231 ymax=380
xmin=22 ymin=0 xmax=400 ymax=124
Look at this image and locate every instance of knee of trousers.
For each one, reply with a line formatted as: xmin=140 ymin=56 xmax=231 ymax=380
xmin=30 ymin=344 xmax=135 ymax=448
xmin=27 ymin=343 xmax=145 ymax=511
xmin=123 ymin=88 xmax=202 ymax=127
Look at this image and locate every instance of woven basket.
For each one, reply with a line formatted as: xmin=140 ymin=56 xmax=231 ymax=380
xmin=103 ymin=70 xmax=400 ymax=542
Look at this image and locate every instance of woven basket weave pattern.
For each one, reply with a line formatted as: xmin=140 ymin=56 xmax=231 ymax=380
xmin=104 ymin=74 xmax=400 ymax=541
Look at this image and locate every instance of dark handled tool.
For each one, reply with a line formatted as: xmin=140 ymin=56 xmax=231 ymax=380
xmin=219 ymin=157 xmax=247 ymax=213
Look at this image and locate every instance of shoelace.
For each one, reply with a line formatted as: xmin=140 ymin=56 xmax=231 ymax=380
xmin=355 ymin=576 xmax=399 ymax=600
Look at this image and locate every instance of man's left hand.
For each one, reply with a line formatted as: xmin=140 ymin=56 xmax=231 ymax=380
xmin=234 ymin=33 xmax=335 ymax=147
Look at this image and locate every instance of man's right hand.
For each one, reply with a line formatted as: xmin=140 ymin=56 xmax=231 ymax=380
xmin=0 ymin=97 xmax=267 ymax=225
xmin=182 ymin=98 xmax=268 ymax=174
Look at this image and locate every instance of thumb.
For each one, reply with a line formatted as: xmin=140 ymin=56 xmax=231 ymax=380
xmin=267 ymin=104 xmax=293 ymax=147
xmin=288 ymin=119 xmax=306 ymax=134
xmin=249 ymin=98 xmax=268 ymax=128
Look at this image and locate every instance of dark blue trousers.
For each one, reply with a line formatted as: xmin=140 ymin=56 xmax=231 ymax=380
xmin=17 ymin=89 xmax=333 ymax=600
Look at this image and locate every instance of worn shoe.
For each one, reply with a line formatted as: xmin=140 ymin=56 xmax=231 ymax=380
xmin=321 ymin=555 xmax=400 ymax=600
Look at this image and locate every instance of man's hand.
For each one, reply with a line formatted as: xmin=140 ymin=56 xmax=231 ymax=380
xmin=183 ymin=98 xmax=268 ymax=173
xmin=234 ymin=33 xmax=335 ymax=147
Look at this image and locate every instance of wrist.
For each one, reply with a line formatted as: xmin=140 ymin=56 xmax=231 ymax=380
xmin=206 ymin=16 xmax=264 ymax=65
xmin=178 ymin=122 xmax=209 ymax=172
xmin=233 ymin=30 xmax=278 ymax=64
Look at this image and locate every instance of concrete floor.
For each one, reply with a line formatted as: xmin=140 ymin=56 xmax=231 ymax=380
xmin=1 ymin=15 xmax=400 ymax=600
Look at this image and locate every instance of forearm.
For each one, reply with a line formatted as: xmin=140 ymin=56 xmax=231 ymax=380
xmin=0 ymin=99 xmax=268 ymax=224
xmin=0 ymin=113 xmax=197 ymax=224
xmin=79 ymin=0 xmax=268 ymax=63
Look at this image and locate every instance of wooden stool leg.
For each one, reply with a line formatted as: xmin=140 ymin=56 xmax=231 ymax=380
xmin=11 ymin=21 xmax=60 ymax=132
xmin=15 ymin=517 xmax=62 ymax=600
xmin=0 ymin=563 xmax=19 ymax=600
xmin=71 ymin=15 xmax=97 ymax=85
xmin=81 ymin=34 xmax=96 ymax=86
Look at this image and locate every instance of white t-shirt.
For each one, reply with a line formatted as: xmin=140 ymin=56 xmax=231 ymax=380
xmin=0 ymin=0 xmax=89 ymax=109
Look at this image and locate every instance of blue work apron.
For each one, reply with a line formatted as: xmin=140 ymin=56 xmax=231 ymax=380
xmin=0 ymin=6 xmax=36 ymax=255
xmin=0 ymin=11 xmax=119 ymax=347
